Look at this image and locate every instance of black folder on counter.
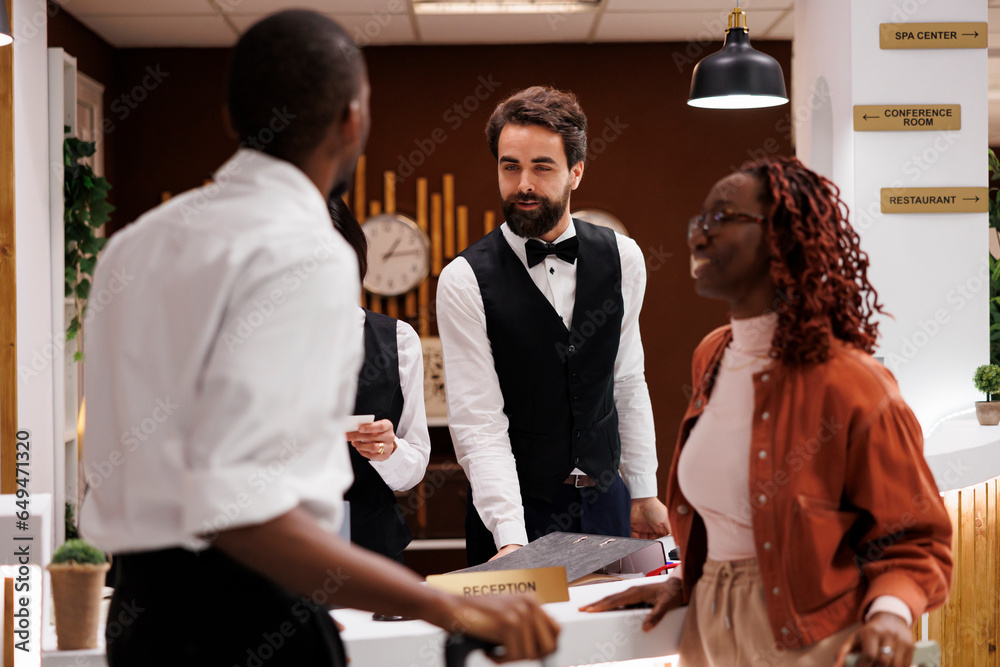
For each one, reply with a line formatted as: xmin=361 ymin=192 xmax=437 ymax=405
xmin=452 ymin=531 xmax=667 ymax=583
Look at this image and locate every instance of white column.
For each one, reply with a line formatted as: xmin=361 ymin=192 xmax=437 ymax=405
xmin=12 ymin=0 xmax=56 ymax=518
xmin=796 ymin=0 xmax=988 ymax=430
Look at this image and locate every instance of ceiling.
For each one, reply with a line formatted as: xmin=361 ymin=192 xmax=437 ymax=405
xmin=52 ymin=0 xmax=796 ymax=48
xmin=51 ymin=0 xmax=1000 ymax=143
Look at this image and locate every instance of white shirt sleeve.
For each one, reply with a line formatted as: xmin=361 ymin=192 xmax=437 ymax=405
xmin=370 ymin=320 xmax=431 ymax=492
xmin=437 ymin=258 xmax=528 ymax=549
xmin=866 ymin=595 xmax=914 ymax=626
xmin=182 ymin=255 xmax=362 ymax=542
xmin=614 ymin=236 xmax=659 ymax=499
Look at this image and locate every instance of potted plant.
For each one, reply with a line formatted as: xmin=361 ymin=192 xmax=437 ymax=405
xmin=973 ymin=364 xmax=1000 ymax=425
xmin=47 ymin=539 xmax=110 ymax=650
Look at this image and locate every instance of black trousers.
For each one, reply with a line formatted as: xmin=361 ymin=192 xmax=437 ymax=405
xmin=107 ymin=548 xmax=347 ymax=667
xmin=465 ymin=474 xmax=631 ymax=566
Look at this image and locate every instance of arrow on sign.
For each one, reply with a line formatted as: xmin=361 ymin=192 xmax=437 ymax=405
xmin=862 ymin=114 xmax=880 ymax=121
xmin=962 ymin=32 xmax=980 ymax=37
xmin=963 ymin=196 xmax=981 ymax=202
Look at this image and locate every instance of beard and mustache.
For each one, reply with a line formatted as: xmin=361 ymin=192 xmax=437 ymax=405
xmin=502 ymin=181 xmax=572 ymax=239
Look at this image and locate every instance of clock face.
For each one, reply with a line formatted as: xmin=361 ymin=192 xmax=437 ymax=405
xmin=361 ymin=213 xmax=431 ymax=297
xmin=572 ymin=209 xmax=630 ymax=237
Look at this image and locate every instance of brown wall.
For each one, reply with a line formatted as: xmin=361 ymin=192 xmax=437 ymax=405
xmin=41 ymin=23 xmax=795 ymax=493
xmin=46 ymin=0 xmax=117 ymax=211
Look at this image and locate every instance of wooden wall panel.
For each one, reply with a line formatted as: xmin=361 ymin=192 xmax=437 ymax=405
xmin=917 ymin=478 xmax=1000 ymax=666
xmin=0 ymin=0 xmax=15 ymax=495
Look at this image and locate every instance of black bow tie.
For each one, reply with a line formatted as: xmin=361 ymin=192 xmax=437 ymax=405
xmin=525 ymin=237 xmax=579 ymax=268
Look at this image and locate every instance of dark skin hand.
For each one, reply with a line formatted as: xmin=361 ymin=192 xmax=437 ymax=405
xmin=834 ymin=612 xmax=914 ymax=667
xmin=578 ymin=578 xmax=683 ymax=632
xmin=212 ymin=506 xmax=560 ymax=662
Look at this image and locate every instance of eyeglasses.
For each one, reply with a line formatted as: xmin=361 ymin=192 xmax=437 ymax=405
xmin=687 ymin=209 xmax=766 ymax=241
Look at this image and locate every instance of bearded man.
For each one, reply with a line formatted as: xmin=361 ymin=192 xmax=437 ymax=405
xmin=437 ymin=86 xmax=670 ymax=566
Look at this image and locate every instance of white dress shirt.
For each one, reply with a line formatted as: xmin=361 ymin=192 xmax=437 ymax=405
xmin=436 ymin=220 xmax=658 ymax=549
xmin=80 ymin=149 xmax=363 ymax=553
xmin=357 ymin=308 xmax=431 ymax=491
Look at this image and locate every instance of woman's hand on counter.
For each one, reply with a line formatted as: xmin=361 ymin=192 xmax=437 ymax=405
xmin=578 ymin=577 xmax=683 ymax=631
xmin=834 ymin=612 xmax=914 ymax=667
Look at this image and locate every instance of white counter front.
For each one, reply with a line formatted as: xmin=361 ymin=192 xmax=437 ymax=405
xmin=41 ymin=576 xmax=684 ymax=667
xmin=923 ymin=410 xmax=1000 ymax=491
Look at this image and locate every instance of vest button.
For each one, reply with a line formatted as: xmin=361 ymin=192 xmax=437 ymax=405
xmin=763 ymin=541 xmax=772 ymax=551
xmin=676 ymin=504 xmax=690 ymax=515
xmin=758 ymin=450 xmax=767 ymax=460
xmin=572 ymin=396 xmax=580 ymax=406
xmin=772 ymin=587 xmax=781 ymax=596
xmin=694 ymin=399 xmax=703 ymax=409
xmin=571 ymin=373 xmax=580 ymax=383
xmin=757 ymin=494 xmax=767 ymax=505
xmin=574 ymin=457 xmax=580 ymax=464
xmin=761 ymin=411 xmax=770 ymax=421
xmin=574 ymin=430 xmax=582 ymax=438
xmin=567 ymin=345 xmax=577 ymax=354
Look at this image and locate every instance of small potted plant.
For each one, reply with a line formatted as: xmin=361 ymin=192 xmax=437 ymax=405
xmin=973 ymin=364 xmax=1000 ymax=425
xmin=47 ymin=539 xmax=110 ymax=650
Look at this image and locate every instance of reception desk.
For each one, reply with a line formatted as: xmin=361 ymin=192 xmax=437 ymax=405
xmin=41 ymin=575 xmax=684 ymax=667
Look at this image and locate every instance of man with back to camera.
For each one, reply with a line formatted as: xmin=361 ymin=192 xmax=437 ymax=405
xmin=437 ymin=86 xmax=670 ymax=566
xmin=80 ymin=12 xmax=558 ymax=665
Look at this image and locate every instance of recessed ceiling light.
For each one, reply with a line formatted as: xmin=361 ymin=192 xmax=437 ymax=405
xmin=413 ymin=0 xmax=601 ymax=15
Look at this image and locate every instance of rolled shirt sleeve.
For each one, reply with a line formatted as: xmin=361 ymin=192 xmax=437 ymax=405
xmin=183 ymin=253 xmax=362 ymax=545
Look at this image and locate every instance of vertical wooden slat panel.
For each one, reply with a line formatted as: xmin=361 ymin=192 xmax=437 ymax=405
xmin=405 ymin=291 xmax=417 ymax=319
xmin=457 ymin=205 xmax=468 ymax=252
xmin=369 ymin=201 xmax=381 ymax=218
xmin=975 ymin=483 xmax=990 ymax=665
xmin=942 ymin=490 xmax=961 ymax=666
xmin=416 ymin=179 xmax=430 ymax=337
xmin=991 ymin=479 xmax=999 ymax=665
xmin=443 ymin=174 xmax=455 ymax=258
xmin=0 ymin=0 xmax=15 ymax=495
xmin=431 ymin=194 xmax=443 ymax=276
xmin=961 ymin=487 xmax=976 ymax=663
xmin=4 ymin=577 xmax=14 ymax=667
xmin=386 ymin=298 xmax=399 ymax=319
xmin=367 ymin=294 xmax=382 ymax=315
xmin=355 ymin=155 xmax=366 ymax=223
xmin=484 ymin=210 xmax=495 ymax=235
xmin=384 ymin=171 xmax=396 ymax=214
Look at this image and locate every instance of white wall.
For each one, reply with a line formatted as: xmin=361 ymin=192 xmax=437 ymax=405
xmin=796 ymin=0 xmax=988 ymax=431
xmin=12 ymin=0 xmax=55 ymax=502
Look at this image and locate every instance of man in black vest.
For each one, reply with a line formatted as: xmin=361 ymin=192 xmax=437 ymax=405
xmin=437 ymin=86 xmax=669 ymax=566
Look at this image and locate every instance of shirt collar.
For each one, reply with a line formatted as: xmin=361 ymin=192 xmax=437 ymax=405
xmin=500 ymin=218 xmax=577 ymax=267
xmin=214 ymin=149 xmax=331 ymax=232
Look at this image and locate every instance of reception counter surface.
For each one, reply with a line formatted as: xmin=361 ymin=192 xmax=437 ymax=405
xmin=41 ymin=575 xmax=684 ymax=667
xmin=923 ymin=410 xmax=1000 ymax=491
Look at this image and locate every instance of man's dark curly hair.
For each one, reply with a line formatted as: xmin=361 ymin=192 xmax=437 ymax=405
xmin=486 ymin=86 xmax=588 ymax=168
xmin=741 ymin=156 xmax=887 ymax=366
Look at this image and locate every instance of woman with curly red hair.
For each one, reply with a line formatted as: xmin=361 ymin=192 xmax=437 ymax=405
xmin=583 ymin=157 xmax=952 ymax=667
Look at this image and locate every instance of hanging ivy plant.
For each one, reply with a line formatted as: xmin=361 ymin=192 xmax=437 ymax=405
xmin=64 ymin=134 xmax=114 ymax=361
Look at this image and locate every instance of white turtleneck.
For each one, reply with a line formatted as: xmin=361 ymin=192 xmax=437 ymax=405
xmin=677 ymin=312 xmax=777 ymax=561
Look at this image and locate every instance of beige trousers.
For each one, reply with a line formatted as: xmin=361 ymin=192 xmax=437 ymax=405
xmin=678 ymin=558 xmax=858 ymax=667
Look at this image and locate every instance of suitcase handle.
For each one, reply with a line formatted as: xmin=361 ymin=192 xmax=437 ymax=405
xmin=444 ymin=634 xmax=503 ymax=667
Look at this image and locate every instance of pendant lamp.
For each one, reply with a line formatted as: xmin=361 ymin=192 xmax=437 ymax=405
xmin=688 ymin=4 xmax=787 ymax=109
xmin=0 ymin=1 xmax=12 ymax=47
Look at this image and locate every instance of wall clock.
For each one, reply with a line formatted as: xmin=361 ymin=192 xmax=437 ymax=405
xmin=572 ymin=208 xmax=630 ymax=237
xmin=361 ymin=213 xmax=431 ymax=297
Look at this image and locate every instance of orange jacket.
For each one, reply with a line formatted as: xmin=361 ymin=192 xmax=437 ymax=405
xmin=667 ymin=326 xmax=953 ymax=647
